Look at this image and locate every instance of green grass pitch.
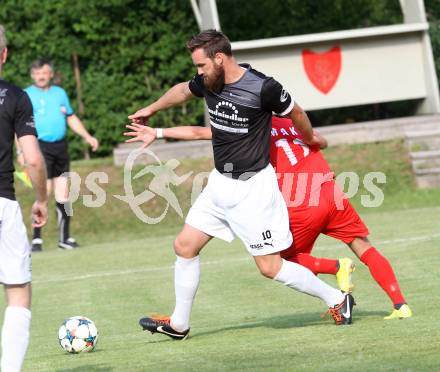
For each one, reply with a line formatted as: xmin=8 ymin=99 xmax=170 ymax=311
xmin=9 ymin=205 xmax=440 ymax=371
xmin=5 ymin=140 xmax=440 ymax=370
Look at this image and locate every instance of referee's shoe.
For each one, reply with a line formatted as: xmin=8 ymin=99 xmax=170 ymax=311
xmin=139 ymin=315 xmax=189 ymax=340
xmin=58 ymin=237 xmax=80 ymax=250
xmin=31 ymin=238 xmax=43 ymax=252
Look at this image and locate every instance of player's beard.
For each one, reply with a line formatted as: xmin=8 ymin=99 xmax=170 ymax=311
xmin=204 ymin=63 xmax=225 ymax=93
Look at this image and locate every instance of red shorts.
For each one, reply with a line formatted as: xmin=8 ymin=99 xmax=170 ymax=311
xmin=281 ymin=180 xmax=369 ymax=260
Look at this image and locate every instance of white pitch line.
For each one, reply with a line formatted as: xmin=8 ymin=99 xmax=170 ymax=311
xmin=32 ymin=257 xmax=250 ymax=285
xmin=315 ymin=232 xmax=440 ymax=251
xmin=33 ymin=233 xmax=440 ymax=285
xmin=372 ymin=232 xmax=440 ymax=245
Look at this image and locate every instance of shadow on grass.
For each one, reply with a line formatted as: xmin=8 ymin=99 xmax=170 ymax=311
xmin=56 ymin=366 xmax=113 ymax=372
xmin=140 ymin=309 xmax=388 ymax=343
xmin=198 ymin=309 xmax=388 ymax=336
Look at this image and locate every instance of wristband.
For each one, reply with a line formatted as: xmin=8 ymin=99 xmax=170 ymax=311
xmin=156 ymin=128 xmax=164 ymax=139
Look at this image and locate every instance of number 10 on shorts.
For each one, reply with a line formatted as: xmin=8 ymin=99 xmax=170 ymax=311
xmin=262 ymin=230 xmax=272 ymax=240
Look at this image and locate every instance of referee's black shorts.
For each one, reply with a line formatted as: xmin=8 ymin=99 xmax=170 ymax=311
xmin=38 ymin=139 xmax=70 ymax=179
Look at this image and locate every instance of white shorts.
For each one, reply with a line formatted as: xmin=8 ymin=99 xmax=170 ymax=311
xmin=0 ymin=198 xmax=31 ymax=285
xmin=186 ymin=164 xmax=293 ymax=256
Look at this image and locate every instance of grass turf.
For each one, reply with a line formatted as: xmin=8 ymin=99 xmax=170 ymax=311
xmin=8 ymin=204 xmax=440 ymax=371
xmin=3 ymin=139 xmax=440 ymax=370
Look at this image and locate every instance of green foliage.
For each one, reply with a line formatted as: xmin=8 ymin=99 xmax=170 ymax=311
xmin=0 ymin=0 xmax=201 ymax=159
xmin=2 ymin=1 xmax=440 ymax=158
xmin=218 ymin=0 xmax=402 ymax=41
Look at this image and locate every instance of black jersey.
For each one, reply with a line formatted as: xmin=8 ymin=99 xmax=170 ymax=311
xmin=0 ymin=79 xmax=36 ymax=200
xmin=189 ymin=64 xmax=294 ymax=179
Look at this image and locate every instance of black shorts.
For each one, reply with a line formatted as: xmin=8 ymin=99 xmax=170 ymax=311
xmin=38 ymin=139 xmax=70 ymax=179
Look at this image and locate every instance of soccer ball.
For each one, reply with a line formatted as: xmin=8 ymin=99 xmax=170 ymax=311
xmin=58 ymin=316 xmax=98 ymax=353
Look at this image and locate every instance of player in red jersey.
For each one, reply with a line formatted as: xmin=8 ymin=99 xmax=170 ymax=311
xmin=125 ymin=117 xmax=412 ymax=320
xmin=269 ymin=116 xmax=411 ymax=319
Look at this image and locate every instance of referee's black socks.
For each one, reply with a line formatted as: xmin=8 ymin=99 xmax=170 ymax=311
xmin=56 ymin=201 xmax=72 ymax=243
xmin=32 ymin=226 xmax=41 ymax=240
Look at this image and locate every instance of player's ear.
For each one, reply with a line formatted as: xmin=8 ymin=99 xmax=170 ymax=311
xmin=214 ymin=52 xmax=223 ymax=66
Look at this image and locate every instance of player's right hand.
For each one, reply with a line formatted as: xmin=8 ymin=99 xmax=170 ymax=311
xmin=311 ymin=130 xmax=328 ymax=149
xmin=124 ymin=124 xmax=157 ymax=148
xmin=32 ymin=200 xmax=48 ymax=228
xmin=128 ymin=107 xmax=154 ymax=125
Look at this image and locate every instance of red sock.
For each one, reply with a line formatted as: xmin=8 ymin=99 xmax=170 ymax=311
xmin=291 ymin=253 xmax=339 ymax=275
xmin=360 ymin=247 xmax=406 ymax=306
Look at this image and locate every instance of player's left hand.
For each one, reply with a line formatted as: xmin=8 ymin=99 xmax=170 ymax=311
xmin=86 ymin=136 xmax=99 ymax=152
xmin=124 ymin=123 xmax=157 ymax=148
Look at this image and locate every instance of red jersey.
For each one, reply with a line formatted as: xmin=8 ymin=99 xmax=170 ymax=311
xmin=270 ymin=116 xmax=334 ymax=207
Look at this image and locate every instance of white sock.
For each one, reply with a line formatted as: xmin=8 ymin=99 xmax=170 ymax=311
xmin=170 ymin=255 xmax=200 ymax=332
xmin=1 ymin=306 xmax=31 ymax=372
xmin=274 ymin=259 xmax=344 ymax=307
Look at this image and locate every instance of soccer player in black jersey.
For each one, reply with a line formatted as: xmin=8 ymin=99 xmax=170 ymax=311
xmin=128 ymin=30 xmax=354 ymax=339
xmin=0 ymin=25 xmax=48 ymax=371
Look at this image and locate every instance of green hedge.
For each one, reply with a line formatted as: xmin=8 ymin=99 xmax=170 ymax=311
xmin=1 ymin=1 xmax=439 ymax=158
xmin=0 ymin=0 xmax=202 ymax=158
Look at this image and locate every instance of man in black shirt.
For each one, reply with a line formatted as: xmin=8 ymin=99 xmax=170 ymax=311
xmin=0 ymin=25 xmax=48 ymax=371
xmin=128 ymin=30 xmax=354 ymax=339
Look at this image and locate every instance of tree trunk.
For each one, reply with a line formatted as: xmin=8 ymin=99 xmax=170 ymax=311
xmin=72 ymin=52 xmax=89 ymax=160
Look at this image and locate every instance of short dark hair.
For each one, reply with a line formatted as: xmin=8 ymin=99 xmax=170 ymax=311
xmin=30 ymin=58 xmax=53 ymax=71
xmin=186 ymin=29 xmax=232 ymax=58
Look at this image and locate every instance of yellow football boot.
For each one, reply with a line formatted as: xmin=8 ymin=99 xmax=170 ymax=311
xmin=336 ymin=258 xmax=355 ymax=293
xmin=384 ymin=304 xmax=413 ymax=320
